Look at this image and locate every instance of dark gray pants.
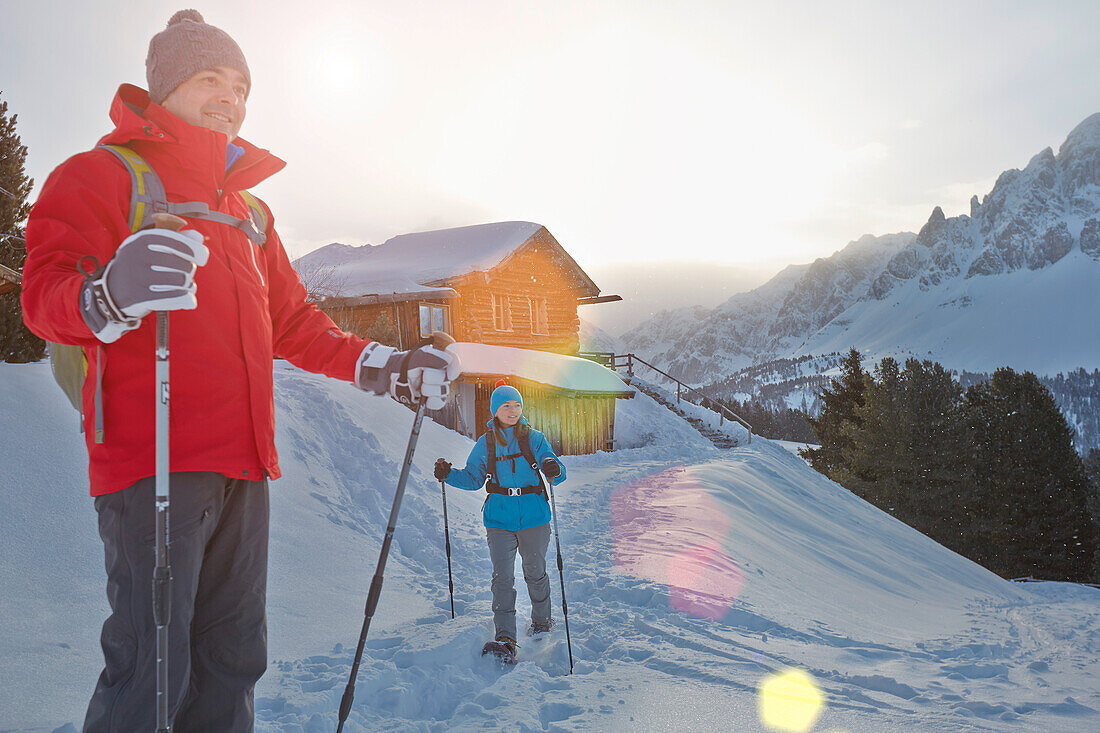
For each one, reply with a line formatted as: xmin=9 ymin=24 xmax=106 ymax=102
xmin=84 ymin=472 xmax=269 ymax=733
xmin=486 ymin=523 xmax=552 ymax=642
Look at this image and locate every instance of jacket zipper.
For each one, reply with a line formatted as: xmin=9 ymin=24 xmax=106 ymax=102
xmin=218 ymin=187 xmax=266 ymax=288
xmin=248 ymin=242 xmax=266 ymax=288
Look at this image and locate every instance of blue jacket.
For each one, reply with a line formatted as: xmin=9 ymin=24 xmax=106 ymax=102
xmin=445 ymin=418 xmax=566 ymax=531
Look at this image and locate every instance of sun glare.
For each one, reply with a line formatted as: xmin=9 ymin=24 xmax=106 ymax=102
xmin=757 ymin=668 xmax=826 ymax=732
xmin=425 ymin=21 xmax=863 ymax=265
xmin=292 ymin=24 xmax=394 ymax=119
xmin=315 ymin=47 xmax=359 ymax=93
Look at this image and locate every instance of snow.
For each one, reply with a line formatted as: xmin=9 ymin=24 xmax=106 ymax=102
xmin=774 ymin=440 xmax=818 ymax=459
xmin=798 ymin=249 xmax=1100 ymax=375
xmin=3 ymin=360 xmax=1100 ymax=732
xmin=451 ymin=343 xmax=632 ymax=395
xmin=322 ymin=276 xmax=457 ymax=302
xmin=293 ymin=221 xmax=544 ymax=294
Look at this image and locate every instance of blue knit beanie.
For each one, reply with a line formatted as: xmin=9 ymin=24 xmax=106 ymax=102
xmin=490 ymin=382 xmax=523 ymax=417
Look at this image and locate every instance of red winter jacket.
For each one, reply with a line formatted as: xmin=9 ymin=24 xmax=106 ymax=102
xmin=22 ymin=85 xmax=370 ymax=495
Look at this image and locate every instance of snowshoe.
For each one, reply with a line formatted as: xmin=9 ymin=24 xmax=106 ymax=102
xmin=526 ymin=618 xmax=555 ymax=638
xmin=482 ymin=637 xmax=518 ymax=665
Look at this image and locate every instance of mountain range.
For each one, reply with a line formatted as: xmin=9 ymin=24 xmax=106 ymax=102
xmin=621 ymin=113 xmax=1100 ymax=386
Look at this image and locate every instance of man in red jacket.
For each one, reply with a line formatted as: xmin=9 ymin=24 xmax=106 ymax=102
xmin=21 ymin=10 xmax=458 ymax=731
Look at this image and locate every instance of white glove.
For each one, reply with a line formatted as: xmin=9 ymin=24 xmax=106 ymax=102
xmin=80 ymin=228 xmax=209 ymax=342
xmin=355 ymin=341 xmax=461 ymax=410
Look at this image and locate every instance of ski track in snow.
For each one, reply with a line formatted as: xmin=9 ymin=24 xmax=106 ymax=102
xmin=2 ymin=362 xmax=1099 ymax=732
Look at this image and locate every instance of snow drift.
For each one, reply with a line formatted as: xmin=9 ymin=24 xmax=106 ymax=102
xmin=2 ymin=361 xmax=1098 ymax=732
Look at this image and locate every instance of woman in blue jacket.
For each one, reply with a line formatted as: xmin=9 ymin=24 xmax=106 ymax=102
xmin=435 ymin=382 xmax=566 ymax=657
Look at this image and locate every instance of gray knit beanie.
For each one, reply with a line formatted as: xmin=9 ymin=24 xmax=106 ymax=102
xmin=146 ymin=9 xmax=250 ymax=104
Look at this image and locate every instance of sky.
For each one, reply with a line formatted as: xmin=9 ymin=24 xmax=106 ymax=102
xmin=4 ymin=0 xmax=1100 ymax=274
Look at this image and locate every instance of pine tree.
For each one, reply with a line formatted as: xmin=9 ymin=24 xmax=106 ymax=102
xmin=900 ymin=359 xmax=967 ymax=546
xmin=1084 ymin=450 xmax=1100 ymax=581
xmin=0 ymin=91 xmax=44 ymax=362
xmin=963 ymin=368 xmax=1096 ymax=582
xmin=803 ymin=348 xmax=866 ymax=476
xmin=839 ymin=357 xmax=908 ymax=509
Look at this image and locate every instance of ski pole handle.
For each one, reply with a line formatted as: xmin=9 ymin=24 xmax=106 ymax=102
xmin=151 ymin=212 xmax=188 ymax=231
xmin=422 ymin=330 xmax=455 ymax=351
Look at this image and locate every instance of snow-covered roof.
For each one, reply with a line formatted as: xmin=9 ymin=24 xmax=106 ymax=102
xmin=293 ymin=221 xmax=599 ymax=298
xmin=372 ymin=221 xmax=543 ymax=284
xmin=451 ymin=343 xmax=633 ymax=396
xmin=318 ymin=277 xmax=457 ymax=306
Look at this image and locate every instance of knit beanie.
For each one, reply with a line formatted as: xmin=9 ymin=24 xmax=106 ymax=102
xmin=146 ymin=9 xmax=250 ymax=104
xmin=490 ymin=381 xmax=523 ymax=417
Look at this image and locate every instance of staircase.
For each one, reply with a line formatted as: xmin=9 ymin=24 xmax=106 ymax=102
xmin=628 ymin=379 xmax=740 ymax=449
xmin=580 ymin=351 xmax=753 ymax=450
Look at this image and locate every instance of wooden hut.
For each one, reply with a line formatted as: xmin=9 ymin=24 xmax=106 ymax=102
xmin=292 ymin=222 xmax=630 ymax=454
xmin=294 ymin=221 xmax=620 ymax=355
xmin=441 ymin=343 xmax=634 ymax=455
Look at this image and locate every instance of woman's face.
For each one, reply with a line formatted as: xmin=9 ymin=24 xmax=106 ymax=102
xmin=495 ymin=400 xmax=522 ymax=427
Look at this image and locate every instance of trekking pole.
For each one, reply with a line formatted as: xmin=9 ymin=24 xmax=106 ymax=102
xmin=547 ymin=481 xmax=575 ymax=674
xmin=440 ymin=480 xmax=456 ymax=619
xmin=337 ymin=332 xmax=455 ymax=733
xmin=150 ymin=212 xmax=187 ymax=732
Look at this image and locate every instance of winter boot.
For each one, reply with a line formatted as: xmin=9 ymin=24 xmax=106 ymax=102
xmin=482 ymin=635 xmax=518 ymax=665
xmin=526 ymin=618 xmax=555 ymax=637
xmin=496 ymin=635 xmax=518 ymax=656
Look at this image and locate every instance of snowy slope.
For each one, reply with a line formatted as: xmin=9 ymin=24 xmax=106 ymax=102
xmin=798 ymin=249 xmax=1100 ymax=373
xmin=2 ymin=362 xmax=1099 ymax=732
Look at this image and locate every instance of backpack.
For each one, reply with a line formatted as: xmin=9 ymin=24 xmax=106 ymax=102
xmin=485 ymin=422 xmax=548 ymax=500
xmin=50 ymin=144 xmax=269 ymax=442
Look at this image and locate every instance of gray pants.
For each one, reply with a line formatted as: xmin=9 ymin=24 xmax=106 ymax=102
xmin=486 ymin=523 xmax=552 ymax=641
xmin=84 ymin=472 xmax=269 ymax=733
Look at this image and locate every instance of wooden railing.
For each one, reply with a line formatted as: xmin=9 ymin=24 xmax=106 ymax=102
xmin=579 ymin=351 xmax=754 ymax=440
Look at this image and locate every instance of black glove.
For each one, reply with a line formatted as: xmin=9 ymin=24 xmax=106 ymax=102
xmin=540 ymin=457 xmax=561 ymax=480
xmin=434 ymin=458 xmax=452 ymax=481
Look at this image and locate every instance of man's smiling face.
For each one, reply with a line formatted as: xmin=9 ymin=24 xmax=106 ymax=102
xmin=161 ymin=66 xmax=248 ymax=142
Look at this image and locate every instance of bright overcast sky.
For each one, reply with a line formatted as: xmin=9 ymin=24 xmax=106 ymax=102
xmin=4 ymin=0 xmax=1100 ymax=272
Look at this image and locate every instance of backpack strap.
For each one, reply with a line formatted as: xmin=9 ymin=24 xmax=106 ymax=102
xmin=56 ymin=145 xmax=270 ymax=443
xmin=98 ymin=144 xmax=164 ymax=232
xmin=483 ymin=424 xmax=549 ymax=501
xmin=486 ymin=430 xmax=498 ymax=485
xmin=97 ymin=144 xmax=268 ymax=246
xmin=239 ymin=190 xmax=269 ymax=244
xmin=517 ymin=424 xmax=549 ymax=500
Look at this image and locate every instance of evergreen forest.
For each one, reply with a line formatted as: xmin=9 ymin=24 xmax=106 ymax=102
xmin=803 ymin=349 xmax=1099 ymax=583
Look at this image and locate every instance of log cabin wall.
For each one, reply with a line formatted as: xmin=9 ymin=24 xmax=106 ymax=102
xmin=320 ymin=300 xmax=454 ymax=350
xmin=317 ymin=235 xmax=591 ymax=354
xmin=447 ymin=241 xmax=587 ymax=355
xmin=469 ymin=378 xmax=616 ymax=455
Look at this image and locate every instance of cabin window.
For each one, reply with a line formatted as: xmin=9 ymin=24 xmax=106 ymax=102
xmin=529 ymin=296 xmax=549 ymax=335
xmin=491 ymin=293 xmax=512 ymax=331
xmin=419 ymin=303 xmax=449 ymax=337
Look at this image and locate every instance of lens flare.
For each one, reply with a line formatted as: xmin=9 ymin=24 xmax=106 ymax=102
xmin=757 ymin=668 xmax=825 ymax=733
xmin=667 ymin=539 xmax=745 ymax=620
xmin=611 ymin=466 xmax=744 ymax=619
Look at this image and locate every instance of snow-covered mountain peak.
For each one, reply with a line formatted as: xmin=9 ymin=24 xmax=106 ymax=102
xmin=622 ymin=112 xmax=1100 ymax=382
xmin=622 ymin=231 xmax=913 ymax=383
xmin=873 ymin=113 xmax=1100 ymax=300
xmin=1059 ymin=111 xmax=1100 ymax=158
xmin=1057 ymin=112 xmax=1100 ymax=198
